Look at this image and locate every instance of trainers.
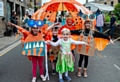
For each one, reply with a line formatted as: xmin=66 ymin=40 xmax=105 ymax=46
xmin=58 ymin=79 xmax=64 ymax=82
xmin=32 ymin=77 xmax=36 ymax=82
xmin=40 ymin=75 xmax=46 ymax=81
xmin=52 ymin=70 xmax=56 ymax=75
xmin=63 ymin=76 xmax=72 ymax=82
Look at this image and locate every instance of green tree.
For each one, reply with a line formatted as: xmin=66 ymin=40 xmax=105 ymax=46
xmin=113 ymin=3 xmax=120 ymax=20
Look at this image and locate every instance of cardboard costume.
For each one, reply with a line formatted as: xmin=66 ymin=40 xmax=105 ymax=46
xmin=71 ymin=14 xmax=110 ymax=56
xmin=14 ymin=19 xmax=49 ymax=80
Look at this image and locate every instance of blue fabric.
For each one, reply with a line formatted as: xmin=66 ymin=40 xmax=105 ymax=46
xmin=96 ymin=26 xmax=103 ymax=33
xmin=108 ymin=26 xmax=115 ymax=38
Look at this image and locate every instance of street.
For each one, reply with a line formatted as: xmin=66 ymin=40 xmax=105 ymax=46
xmin=0 ymin=41 xmax=120 ymax=82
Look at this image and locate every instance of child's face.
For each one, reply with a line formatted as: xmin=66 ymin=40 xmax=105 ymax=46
xmin=52 ymin=28 xmax=58 ymax=36
xmin=62 ymin=32 xmax=70 ymax=41
xmin=85 ymin=21 xmax=91 ymax=29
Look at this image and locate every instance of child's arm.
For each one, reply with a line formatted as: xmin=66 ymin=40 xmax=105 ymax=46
xmin=70 ymin=38 xmax=87 ymax=45
xmin=46 ymin=22 xmax=61 ymax=31
xmin=47 ymin=39 xmax=61 ymax=46
xmin=8 ymin=22 xmax=29 ymax=35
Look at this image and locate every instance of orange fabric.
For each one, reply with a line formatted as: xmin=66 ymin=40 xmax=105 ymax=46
xmin=38 ymin=48 xmax=43 ymax=56
xmin=31 ymin=0 xmax=92 ymax=21
xmin=49 ymin=12 xmax=57 ymax=22
xmin=23 ymin=33 xmax=43 ymax=43
xmin=94 ymin=38 xmax=109 ymax=51
xmin=73 ymin=16 xmax=83 ymax=30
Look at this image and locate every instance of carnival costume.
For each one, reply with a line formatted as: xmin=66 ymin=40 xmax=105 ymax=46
xmin=71 ymin=14 xmax=110 ymax=55
xmin=11 ymin=19 xmax=49 ymax=80
xmin=70 ymin=13 xmax=111 ymax=77
xmin=49 ymin=38 xmax=86 ymax=73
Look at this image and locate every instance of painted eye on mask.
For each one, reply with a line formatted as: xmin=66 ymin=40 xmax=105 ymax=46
xmin=82 ymin=14 xmax=88 ymax=20
xmin=82 ymin=14 xmax=96 ymax=21
xmin=89 ymin=14 xmax=96 ymax=20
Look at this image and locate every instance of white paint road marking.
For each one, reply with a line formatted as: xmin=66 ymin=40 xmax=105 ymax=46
xmin=0 ymin=41 xmax=21 ymax=56
xmin=114 ymin=64 xmax=120 ymax=71
xmin=103 ymin=55 xmax=107 ymax=58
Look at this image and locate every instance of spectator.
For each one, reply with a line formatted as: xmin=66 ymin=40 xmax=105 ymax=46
xmin=108 ymin=13 xmax=116 ymax=38
xmin=55 ymin=15 xmax=62 ymax=23
xmin=22 ymin=13 xmax=30 ymax=31
xmin=10 ymin=11 xmax=18 ymax=35
xmin=96 ymin=11 xmax=105 ymax=33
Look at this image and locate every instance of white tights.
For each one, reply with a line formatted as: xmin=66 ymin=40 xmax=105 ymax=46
xmin=59 ymin=71 xmax=68 ymax=79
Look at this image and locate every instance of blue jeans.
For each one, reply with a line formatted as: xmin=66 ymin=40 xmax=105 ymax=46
xmin=108 ymin=26 xmax=115 ymax=38
xmin=96 ymin=26 xmax=103 ymax=33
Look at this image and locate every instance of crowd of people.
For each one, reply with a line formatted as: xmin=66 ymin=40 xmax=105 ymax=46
xmin=8 ymin=10 xmax=115 ymax=82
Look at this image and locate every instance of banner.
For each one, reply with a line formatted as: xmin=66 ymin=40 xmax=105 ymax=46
xmin=0 ymin=2 xmax=4 ymax=16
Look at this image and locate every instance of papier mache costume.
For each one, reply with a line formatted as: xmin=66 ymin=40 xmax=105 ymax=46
xmin=71 ymin=14 xmax=110 ymax=55
xmin=70 ymin=13 xmax=111 ymax=77
xmin=10 ymin=19 xmax=50 ymax=80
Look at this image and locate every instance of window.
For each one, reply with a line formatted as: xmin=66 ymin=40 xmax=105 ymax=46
xmin=104 ymin=2 xmax=107 ymax=4
xmin=111 ymin=1 xmax=114 ymax=6
xmin=118 ymin=0 xmax=120 ymax=3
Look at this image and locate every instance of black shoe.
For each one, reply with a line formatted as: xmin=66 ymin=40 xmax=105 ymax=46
xmin=52 ymin=70 xmax=56 ymax=75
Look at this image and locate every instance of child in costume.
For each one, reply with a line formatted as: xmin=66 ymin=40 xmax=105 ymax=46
xmin=47 ymin=28 xmax=87 ymax=82
xmin=48 ymin=26 xmax=59 ymax=75
xmin=8 ymin=20 xmax=49 ymax=82
xmin=45 ymin=23 xmax=61 ymax=75
xmin=70 ymin=14 xmax=114 ymax=78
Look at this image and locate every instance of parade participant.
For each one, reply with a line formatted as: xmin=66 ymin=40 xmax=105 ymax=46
xmin=58 ymin=18 xmax=76 ymax=34
xmin=58 ymin=18 xmax=76 ymax=55
xmin=47 ymin=26 xmax=59 ymax=75
xmin=49 ymin=26 xmax=59 ymax=75
xmin=41 ymin=22 xmax=61 ymax=76
xmin=70 ymin=14 xmax=114 ymax=78
xmin=47 ymin=28 xmax=87 ymax=82
xmin=8 ymin=20 xmax=49 ymax=82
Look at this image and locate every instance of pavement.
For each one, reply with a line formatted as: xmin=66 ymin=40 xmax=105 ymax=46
xmin=0 ymin=34 xmax=21 ymax=51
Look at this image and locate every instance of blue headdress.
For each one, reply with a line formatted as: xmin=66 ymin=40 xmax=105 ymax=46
xmin=27 ymin=19 xmax=44 ymax=28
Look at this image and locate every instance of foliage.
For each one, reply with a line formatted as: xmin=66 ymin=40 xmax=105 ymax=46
xmin=113 ymin=3 xmax=120 ymax=20
xmin=105 ymin=13 xmax=110 ymax=22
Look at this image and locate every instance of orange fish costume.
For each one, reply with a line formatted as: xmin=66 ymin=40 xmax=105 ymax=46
xmin=11 ymin=19 xmax=50 ymax=80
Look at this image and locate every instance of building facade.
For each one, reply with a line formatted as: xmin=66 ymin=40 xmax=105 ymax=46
xmin=94 ymin=0 xmax=119 ymax=6
xmin=0 ymin=0 xmax=27 ymax=32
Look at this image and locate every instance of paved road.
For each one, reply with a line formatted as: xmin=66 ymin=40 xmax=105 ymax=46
xmin=0 ymin=41 xmax=120 ymax=82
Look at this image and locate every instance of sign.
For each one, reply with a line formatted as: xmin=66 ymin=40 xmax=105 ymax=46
xmin=0 ymin=2 xmax=4 ymax=16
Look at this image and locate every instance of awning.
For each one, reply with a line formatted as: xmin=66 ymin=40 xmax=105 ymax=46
xmin=85 ymin=3 xmax=114 ymax=12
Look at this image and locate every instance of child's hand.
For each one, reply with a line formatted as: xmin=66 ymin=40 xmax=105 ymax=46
xmin=84 ymin=42 xmax=88 ymax=46
xmin=54 ymin=22 xmax=61 ymax=27
xmin=8 ymin=22 xmax=14 ymax=26
xmin=46 ymin=40 xmax=51 ymax=44
xmin=110 ymin=39 xmax=114 ymax=45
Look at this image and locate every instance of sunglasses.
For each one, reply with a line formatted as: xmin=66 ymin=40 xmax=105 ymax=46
xmin=82 ymin=14 xmax=96 ymax=21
